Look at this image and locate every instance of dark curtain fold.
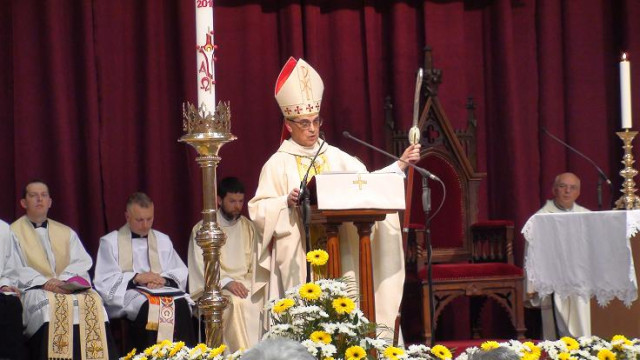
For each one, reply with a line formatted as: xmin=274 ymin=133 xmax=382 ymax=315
xmin=2 ymin=0 xmax=639 ymax=327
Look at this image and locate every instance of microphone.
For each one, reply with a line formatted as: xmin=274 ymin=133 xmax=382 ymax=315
xmin=541 ymin=127 xmax=612 ymax=185
xmin=342 ymin=131 xmax=439 ymax=181
xmin=299 ymin=132 xmax=326 ymax=200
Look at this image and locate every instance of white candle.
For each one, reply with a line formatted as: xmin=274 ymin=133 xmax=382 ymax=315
xmin=195 ymin=0 xmax=216 ymax=115
xmin=621 ymin=52 xmax=632 ymax=129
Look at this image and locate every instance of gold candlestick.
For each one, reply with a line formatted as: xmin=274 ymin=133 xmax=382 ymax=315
xmin=615 ymin=129 xmax=640 ymax=209
xmin=180 ymin=101 xmax=236 ymax=347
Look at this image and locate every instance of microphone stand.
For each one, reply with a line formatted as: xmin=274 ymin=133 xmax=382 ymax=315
xmin=342 ymin=130 xmax=440 ymax=344
xmin=299 ymin=138 xmax=326 ymax=282
xmin=542 ymin=127 xmax=613 ymax=210
xmin=421 ymin=177 xmax=436 ymax=346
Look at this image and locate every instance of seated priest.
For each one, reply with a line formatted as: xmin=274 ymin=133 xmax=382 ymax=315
xmin=9 ymin=180 xmax=116 ymax=360
xmin=0 ymin=219 xmax=26 ymax=360
xmin=188 ymin=176 xmax=265 ymax=352
xmin=526 ymin=172 xmax=591 ymax=339
xmin=248 ymin=57 xmax=421 ymax=340
xmin=94 ymin=192 xmax=196 ymax=351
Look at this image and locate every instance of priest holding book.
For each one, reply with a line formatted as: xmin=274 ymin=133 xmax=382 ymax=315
xmin=9 ymin=180 xmax=115 ymax=360
xmin=94 ymin=192 xmax=195 ymax=351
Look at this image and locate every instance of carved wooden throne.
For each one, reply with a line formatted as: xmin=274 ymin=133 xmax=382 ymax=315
xmin=391 ymin=48 xmax=526 ymax=344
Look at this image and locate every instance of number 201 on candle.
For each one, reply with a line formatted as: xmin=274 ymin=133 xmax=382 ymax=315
xmin=196 ymin=0 xmax=213 ymax=8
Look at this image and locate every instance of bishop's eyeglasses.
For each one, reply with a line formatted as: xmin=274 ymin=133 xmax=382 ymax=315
xmin=287 ymin=117 xmax=323 ymax=129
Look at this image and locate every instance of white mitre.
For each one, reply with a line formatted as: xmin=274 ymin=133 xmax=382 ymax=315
xmin=274 ymin=57 xmax=324 ymax=118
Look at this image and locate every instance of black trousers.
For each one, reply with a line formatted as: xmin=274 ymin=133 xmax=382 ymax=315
xmin=127 ymin=298 xmax=196 ymax=353
xmin=0 ymin=294 xmax=26 ymax=360
xmin=27 ymin=322 xmax=119 ymax=360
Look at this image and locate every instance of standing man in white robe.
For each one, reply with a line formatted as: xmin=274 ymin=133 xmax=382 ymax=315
xmin=188 ymin=177 xmax=264 ymax=351
xmin=0 ymin=219 xmax=26 ymax=360
xmin=526 ymin=172 xmax=591 ymax=339
xmin=248 ymin=57 xmax=420 ymax=339
xmin=9 ymin=180 xmax=114 ymax=360
xmin=94 ymin=192 xmax=195 ymax=351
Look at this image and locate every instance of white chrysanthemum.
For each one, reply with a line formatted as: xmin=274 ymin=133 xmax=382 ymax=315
xmin=301 ymin=339 xmax=320 ymax=356
xmin=361 ymin=337 xmax=387 ymax=351
xmin=406 ymin=344 xmax=431 ymax=355
xmin=318 ymin=342 xmax=337 ymax=357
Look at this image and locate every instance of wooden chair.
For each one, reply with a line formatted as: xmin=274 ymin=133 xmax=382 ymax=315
xmin=392 ymin=47 xmax=526 ymax=344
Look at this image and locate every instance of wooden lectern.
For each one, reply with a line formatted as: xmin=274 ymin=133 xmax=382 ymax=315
xmin=308 ymin=172 xmax=405 ymax=323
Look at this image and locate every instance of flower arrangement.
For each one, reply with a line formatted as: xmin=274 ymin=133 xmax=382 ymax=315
xmin=262 ymin=249 xmax=453 ymax=360
xmin=122 ymin=340 xmax=244 ymax=360
xmin=454 ymin=336 xmax=640 ymax=360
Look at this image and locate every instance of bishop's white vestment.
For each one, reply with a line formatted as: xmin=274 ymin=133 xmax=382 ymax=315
xmin=188 ymin=212 xmax=264 ymax=351
xmin=529 ymin=199 xmax=591 ymax=339
xmin=248 ymin=139 xmax=406 ymax=339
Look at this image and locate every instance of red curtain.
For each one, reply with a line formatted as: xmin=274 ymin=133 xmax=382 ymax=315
xmin=1 ymin=0 xmax=638 ymax=325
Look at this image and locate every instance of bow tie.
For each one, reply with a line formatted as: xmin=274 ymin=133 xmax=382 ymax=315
xmin=131 ymin=232 xmax=148 ymax=239
xmin=31 ymin=220 xmax=48 ymax=229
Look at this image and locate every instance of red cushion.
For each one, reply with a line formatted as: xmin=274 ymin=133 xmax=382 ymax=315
xmin=419 ymin=262 xmax=523 ymax=281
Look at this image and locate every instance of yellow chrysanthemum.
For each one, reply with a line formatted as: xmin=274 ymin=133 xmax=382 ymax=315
xmin=558 ymin=352 xmax=576 ymax=360
xmin=123 ymin=348 xmax=137 ymax=360
xmin=332 ymin=297 xmax=356 ymax=315
xmin=324 ymin=358 xmax=335 ymax=360
xmin=144 ymin=344 xmax=157 ymax=356
xmin=189 ymin=343 xmax=209 ymax=357
xmin=209 ymin=344 xmax=227 ymax=357
xmin=169 ymin=341 xmax=185 ymax=357
xmin=561 ymin=337 xmax=579 ymax=351
xmin=310 ymin=330 xmax=332 ymax=344
xmin=598 ymin=349 xmax=616 ymax=360
xmin=480 ymin=341 xmax=500 ymax=351
xmin=307 ymin=249 xmax=329 ymax=266
xmin=345 ymin=345 xmax=367 ymax=360
xmin=523 ymin=353 xmax=540 ymax=360
xmin=299 ymin=283 xmax=322 ymax=300
xmin=273 ymin=298 xmax=295 ymax=314
xmin=384 ymin=346 xmax=406 ymax=360
xmin=431 ymin=344 xmax=452 ymax=360
xmin=612 ymin=335 xmax=632 ymax=349
xmin=523 ymin=341 xmax=541 ymax=356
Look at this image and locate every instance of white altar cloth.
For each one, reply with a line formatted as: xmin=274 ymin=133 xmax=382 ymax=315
xmin=522 ymin=210 xmax=640 ymax=306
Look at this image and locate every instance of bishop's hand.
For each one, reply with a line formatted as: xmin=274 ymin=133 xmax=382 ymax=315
xmin=397 ymin=144 xmax=421 ymax=171
xmin=287 ymin=188 xmax=300 ymax=207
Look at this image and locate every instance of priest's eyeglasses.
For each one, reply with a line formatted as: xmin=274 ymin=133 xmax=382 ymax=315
xmin=287 ymin=117 xmax=323 ymax=129
xmin=557 ymin=183 xmax=579 ymax=191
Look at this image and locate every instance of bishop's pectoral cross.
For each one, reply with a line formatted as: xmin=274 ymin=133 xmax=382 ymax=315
xmin=352 ymin=174 xmax=368 ymax=190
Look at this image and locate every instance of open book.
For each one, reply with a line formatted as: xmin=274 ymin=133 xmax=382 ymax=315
xmin=136 ymin=286 xmax=185 ymax=297
xmin=59 ymin=276 xmax=92 ymax=292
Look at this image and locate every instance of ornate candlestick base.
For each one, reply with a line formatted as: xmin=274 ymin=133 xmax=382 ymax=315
xmin=180 ymin=101 xmax=236 ymax=347
xmin=614 ymin=130 xmax=640 ymax=210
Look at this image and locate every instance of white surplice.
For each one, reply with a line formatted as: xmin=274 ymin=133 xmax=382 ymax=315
xmin=248 ymin=139 xmax=406 ymax=340
xmin=94 ymin=228 xmax=190 ymax=320
xmin=525 ymin=199 xmax=591 ymax=339
xmin=0 ymin=220 xmax=19 ymax=288
xmin=188 ymin=212 xmax=264 ymax=351
xmin=8 ymin=220 xmax=98 ymax=336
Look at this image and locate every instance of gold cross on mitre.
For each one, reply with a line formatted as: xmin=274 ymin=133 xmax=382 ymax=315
xmin=352 ymin=174 xmax=368 ymax=190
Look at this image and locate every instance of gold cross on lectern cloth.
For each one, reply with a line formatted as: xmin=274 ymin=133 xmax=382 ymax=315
xmin=352 ymin=174 xmax=368 ymax=190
